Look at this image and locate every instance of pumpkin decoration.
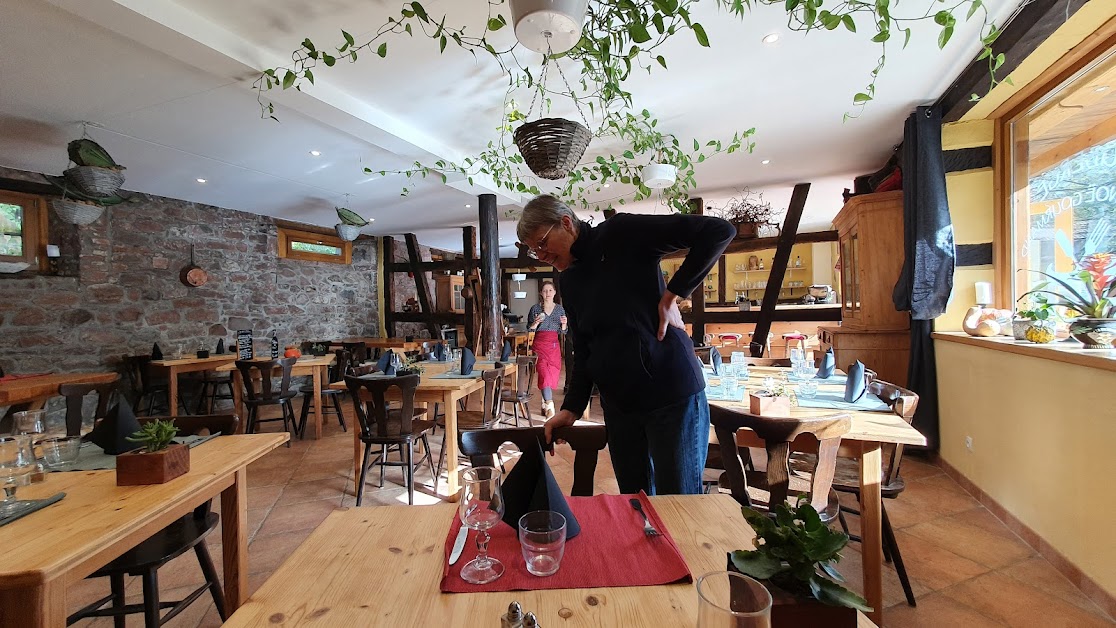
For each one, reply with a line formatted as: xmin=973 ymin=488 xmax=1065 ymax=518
xmin=1024 ymin=323 xmax=1056 ymax=344
xmin=962 ymin=307 xmax=1013 ymax=337
xmin=283 ymin=346 xmax=302 ymax=359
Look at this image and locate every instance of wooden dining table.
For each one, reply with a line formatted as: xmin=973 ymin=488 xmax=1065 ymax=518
xmin=0 ymin=372 xmax=119 ymax=431
xmin=223 ymin=493 xmax=876 ymax=626
xmin=706 ymin=365 xmax=926 ymax=625
xmin=330 ymin=360 xmax=517 ymax=499
xmin=149 ymin=354 xmax=238 ymax=417
xmin=332 ymin=337 xmax=426 ymax=352
xmin=216 ymin=355 xmax=336 ymax=440
xmin=0 ymin=433 xmax=287 ymax=627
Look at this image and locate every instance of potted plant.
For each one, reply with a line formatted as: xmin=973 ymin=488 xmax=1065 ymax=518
xmin=730 ymin=499 xmax=870 ymax=627
xmin=335 ymin=205 xmax=370 ymax=241
xmin=1013 ymin=296 xmax=1055 ymax=342
xmin=714 ymin=189 xmax=780 ymax=239
xmin=749 ymin=384 xmax=790 ymax=416
xmin=1022 ymin=252 xmax=1116 ymax=348
xmin=64 ymin=138 xmax=126 ymax=198
xmin=116 ymin=420 xmax=189 ymax=486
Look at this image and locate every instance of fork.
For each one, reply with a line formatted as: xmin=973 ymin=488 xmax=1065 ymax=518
xmin=629 ymin=498 xmax=661 ymax=537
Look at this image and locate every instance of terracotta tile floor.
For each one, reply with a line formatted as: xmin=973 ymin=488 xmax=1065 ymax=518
xmin=67 ymin=388 xmax=1114 ymax=627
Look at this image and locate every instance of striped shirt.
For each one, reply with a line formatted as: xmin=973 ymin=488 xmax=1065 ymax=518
xmin=528 ymin=303 xmax=567 ymax=332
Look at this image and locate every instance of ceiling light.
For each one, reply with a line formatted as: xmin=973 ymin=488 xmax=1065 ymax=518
xmin=762 ymin=33 xmax=780 ymax=44
xmin=196 ymin=178 xmax=207 ymax=183
xmin=603 ymin=183 xmax=610 ymax=188
xmin=1095 ymin=86 xmax=1109 ymax=93
xmin=309 ymin=150 xmax=322 ymax=156
xmin=761 ymin=159 xmax=771 ymax=165
xmin=465 ymin=204 xmax=471 ymax=208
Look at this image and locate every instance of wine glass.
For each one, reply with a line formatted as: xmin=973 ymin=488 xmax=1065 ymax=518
xmin=14 ymin=410 xmax=54 ymax=480
xmin=696 ymin=571 xmax=772 ymax=628
xmin=0 ymin=435 xmax=36 ymax=516
xmin=458 ymin=466 xmax=506 ymax=584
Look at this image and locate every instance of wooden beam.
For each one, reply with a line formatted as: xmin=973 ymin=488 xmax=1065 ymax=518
xmin=664 ymin=230 xmax=838 ymax=260
xmin=1031 ymin=111 xmax=1116 ymax=175
xmin=404 ymin=233 xmax=439 ymax=338
xmin=683 ymin=307 xmax=841 ymax=325
xmin=387 ymin=260 xmax=462 ymax=273
xmin=390 ymin=312 xmax=464 ymax=325
xmin=0 ymin=176 xmax=60 ymax=197
xmin=463 ymin=226 xmax=477 ymax=350
xmin=751 ymin=184 xmax=811 ymax=356
xmin=479 ymin=194 xmax=502 ymax=357
xmin=382 ymin=236 xmax=395 ymax=338
xmin=717 ymin=255 xmax=727 ymax=306
xmin=689 ymin=201 xmax=707 ymax=345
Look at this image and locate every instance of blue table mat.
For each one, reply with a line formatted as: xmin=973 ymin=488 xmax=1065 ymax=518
xmin=795 ymin=391 xmax=891 ymax=412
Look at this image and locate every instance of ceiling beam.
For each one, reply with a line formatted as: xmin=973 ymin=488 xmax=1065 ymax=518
xmin=1031 ymin=110 xmax=1116 ymax=175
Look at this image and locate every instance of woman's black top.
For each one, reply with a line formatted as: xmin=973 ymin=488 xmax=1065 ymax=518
xmin=559 ymin=214 xmax=735 ymax=415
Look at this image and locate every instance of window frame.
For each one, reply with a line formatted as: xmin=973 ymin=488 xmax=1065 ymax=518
xmin=277 ymin=227 xmax=352 ymax=265
xmin=0 ymin=190 xmax=47 ymax=271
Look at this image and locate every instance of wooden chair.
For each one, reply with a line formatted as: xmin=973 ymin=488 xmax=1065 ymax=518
xmin=343 ymin=342 xmax=370 ymax=366
xmin=193 ymin=370 xmax=235 ymax=415
xmin=59 ymin=377 xmax=120 ymax=436
xmin=123 ymin=356 xmax=188 ymax=416
xmin=460 ymin=424 xmax=608 ymax=496
xmin=67 ymin=414 xmax=239 ymax=628
xmin=710 ymin=405 xmax=851 ymax=523
xmin=235 ymin=358 xmax=299 ymax=447
xmin=298 ymin=349 xmax=348 ymax=434
xmin=791 ymin=379 xmax=919 ymax=606
xmin=434 ymin=369 xmax=504 ymax=492
xmin=345 ymin=374 xmax=436 ymax=506
xmin=499 ymin=355 xmax=537 ymax=427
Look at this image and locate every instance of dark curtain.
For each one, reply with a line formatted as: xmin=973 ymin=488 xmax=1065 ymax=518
xmin=892 ymin=106 xmax=954 ymax=451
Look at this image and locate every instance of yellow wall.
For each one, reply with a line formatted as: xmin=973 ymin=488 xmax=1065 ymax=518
xmin=935 ymin=340 xmax=1116 ymax=596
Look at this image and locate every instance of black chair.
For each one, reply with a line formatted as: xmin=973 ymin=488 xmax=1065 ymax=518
xmin=67 ymin=414 xmax=239 ymax=628
xmin=499 ymin=355 xmax=537 ymax=427
xmin=123 ymin=356 xmax=189 ymax=416
xmin=342 ymin=342 xmax=369 ymax=366
xmin=434 ymin=369 xmax=504 ymax=492
xmin=345 ymin=374 xmax=436 ymax=506
xmin=59 ymin=378 xmax=120 ymax=436
xmin=193 ymin=370 xmax=235 ymax=415
xmin=235 ymin=358 xmax=298 ymax=447
xmin=460 ymin=424 xmax=608 ymax=496
xmin=298 ymin=349 xmax=348 ymax=434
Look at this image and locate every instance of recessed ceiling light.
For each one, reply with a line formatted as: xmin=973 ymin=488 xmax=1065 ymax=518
xmin=465 ymin=204 xmax=471 ymax=208
xmin=1095 ymin=86 xmax=1109 ymax=93
xmin=603 ymin=183 xmax=610 ymax=188
xmin=761 ymin=159 xmax=771 ymax=165
xmin=762 ymin=33 xmax=780 ymax=44
xmin=196 ymin=178 xmax=207 ymax=183
xmin=309 ymin=150 xmax=321 ymax=156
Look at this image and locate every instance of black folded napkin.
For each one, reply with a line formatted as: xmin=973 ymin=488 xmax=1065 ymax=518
xmin=710 ymin=347 xmax=722 ymax=375
xmin=501 ymin=339 xmax=512 ymax=361
xmin=816 ymin=348 xmax=835 ymax=379
xmin=500 ymin=440 xmax=580 ymax=539
xmin=460 ymin=347 xmax=476 ymax=375
xmin=88 ymin=398 xmax=142 ymax=454
xmin=215 ymin=338 xmax=226 ymax=355
xmin=844 ymin=360 xmax=867 ymax=402
xmin=377 ymin=349 xmax=394 ymax=373
xmin=433 ymin=343 xmax=446 ymax=361
xmin=151 ymin=343 xmax=163 ymax=361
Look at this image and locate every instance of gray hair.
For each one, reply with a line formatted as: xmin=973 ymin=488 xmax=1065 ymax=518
xmin=517 ymin=195 xmax=578 ymax=242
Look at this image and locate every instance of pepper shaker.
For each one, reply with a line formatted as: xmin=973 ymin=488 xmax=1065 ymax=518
xmin=523 ymin=612 xmax=540 ymax=628
xmin=501 ymin=601 xmax=524 ymax=628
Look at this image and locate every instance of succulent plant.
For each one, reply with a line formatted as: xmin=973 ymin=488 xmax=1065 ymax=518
xmin=126 ymin=420 xmax=179 ymax=453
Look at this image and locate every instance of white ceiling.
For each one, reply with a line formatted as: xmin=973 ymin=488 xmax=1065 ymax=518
xmin=0 ymin=0 xmax=1022 ymax=254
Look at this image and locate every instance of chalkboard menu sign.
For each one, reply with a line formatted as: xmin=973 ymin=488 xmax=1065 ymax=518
xmin=236 ymin=330 xmax=253 ymax=360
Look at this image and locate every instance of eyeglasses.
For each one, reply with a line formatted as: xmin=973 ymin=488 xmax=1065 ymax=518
xmin=525 ymin=223 xmax=557 ymax=259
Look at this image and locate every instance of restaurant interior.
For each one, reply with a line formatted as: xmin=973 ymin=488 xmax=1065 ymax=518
xmin=1 ymin=0 xmax=1114 ymax=626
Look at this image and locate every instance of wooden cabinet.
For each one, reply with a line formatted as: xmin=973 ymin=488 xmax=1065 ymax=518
xmin=817 ymin=326 xmax=909 ymax=387
xmin=834 ymin=191 xmax=908 ymax=331
xmin=434 ymin=275 xmax=465 ymax=314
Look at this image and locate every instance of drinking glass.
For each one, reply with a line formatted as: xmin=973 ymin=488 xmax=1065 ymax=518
xmin=696 ymin=571 xmax=773 ymax=628
xmin=14 ymin=410 xmax=56 ymax=480
xmin=721 ymin=364 xmax=739 ymax=399
xmin=0 ymin=435 xmax=36 ymax=516
xmin=41 ymin=436 xmax=81 ymax=469
xmin=796 ymin=380 xmax=819 ymax=399
xmin=458 ymin=467 xmax=506 ymax=584
xmin=518 ymin=510 xmax=566 ymax=576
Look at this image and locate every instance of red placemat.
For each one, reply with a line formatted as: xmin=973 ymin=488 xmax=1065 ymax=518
xmin=440 ymin=492 xmax=692 ymax=593
xmin=0 ymin=373 xmax=51 ymax=382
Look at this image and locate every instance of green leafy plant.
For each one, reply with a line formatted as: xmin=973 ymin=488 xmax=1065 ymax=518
xmin=336 ymin=206 xmax=370 ymax=227
xmin=1021 ymin=252 xmax=1116 ymax=320
xmin=126 ymin=420 xmax=180 ymax=454
xmin=1014 ymin=294 xmax=1053 ymax=322
xmin=731 ymin=498 xmax=871 ymax=612
xmin=67 ymin=139 xmax=125 ymax=171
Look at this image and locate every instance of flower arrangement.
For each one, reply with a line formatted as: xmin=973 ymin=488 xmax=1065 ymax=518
xmin=1022 ymin=252 xmax=1115 ymax=320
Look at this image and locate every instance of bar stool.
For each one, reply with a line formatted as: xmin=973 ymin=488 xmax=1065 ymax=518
xmin=783 ymin=332 xmax=807 ymax=358
xmin=747 ymin=331 xmax=773 ymax=356
xmin=717 ymin=333 xmax=743 ymax=348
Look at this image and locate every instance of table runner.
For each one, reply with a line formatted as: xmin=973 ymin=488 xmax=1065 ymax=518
xmin=61 ymin=434 xmax=220 ymax=472
xmin=0 ymin=492 xmax=64 ymax=527
xmin=441 ymin=492 xmax=691 ymax=593
xmin=795 ymin=391 xmax=891 ymax=412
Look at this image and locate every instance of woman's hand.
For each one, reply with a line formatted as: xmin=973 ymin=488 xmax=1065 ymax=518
xmin=657 ymin=291 xmax=685 ymax=341
xmin=543 ymin=409 xmax=578 ymax=453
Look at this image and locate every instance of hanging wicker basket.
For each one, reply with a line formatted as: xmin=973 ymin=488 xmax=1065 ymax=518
xmin=50 ymin=198 xmax=104 ymax=225
xmin=64 ymin=166 xmax=125 ymax=198
xmin=513 ymin=117 xmax=591 ymax=180
xmin=335 ymin=223 xmax=362 ymax=241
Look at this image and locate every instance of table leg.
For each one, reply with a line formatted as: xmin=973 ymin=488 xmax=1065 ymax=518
xmin=0 ymin=579 xmax=65 ymax=627
xmin=311 ymin=366 xmax=323 ymax=440
xmin=444 ymin=392 xmax=461 ymax=501
xmin=221 ymin=469 xmax=248 ymax=612
xmin=232 ymin=371 xmax=245 ymax=434
xmin=860 ymin=442 xmax=884 ymax=625
xmin=168 ymin=366 xmax=179 ymax=417
xmin=353 ymin=416 xmax=362 ymax=486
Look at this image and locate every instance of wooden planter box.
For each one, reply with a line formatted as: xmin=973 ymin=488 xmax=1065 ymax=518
xmin=116 ymin=444 xmax=190 ymax=486
xmin=735 ymin=222 xmax=759 ymax=239
xmin=749 ymin=392 xmax=790 ymax=416
xmin=726 ymin=554 xmax=858 ymax=627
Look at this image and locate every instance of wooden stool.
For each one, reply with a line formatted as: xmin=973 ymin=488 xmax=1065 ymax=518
xmin=717 ymin=333 xmax=743 ymax=348
xmin=747 ymin=331 xmax=773 ymax=356
xmin=783 ymin=333 xmax=807 ymax=359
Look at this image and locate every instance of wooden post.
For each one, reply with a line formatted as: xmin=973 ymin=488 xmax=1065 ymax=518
xmin=404 ymin=233 xmax=439 ymax=338
xmin=478 ymin=194 xmax=502 ymax=357
xmin=462 ymin=226 xmax=477 ymax=350
xmin=717 ymin=255 xmax=727 ymax=306
xmin=751 ymin=183 xmax=810 ymax=357
xmin=382 ymin=236 xmax=395 ymax=338
xmin=688 ymin=198 xmax=707 ymax=345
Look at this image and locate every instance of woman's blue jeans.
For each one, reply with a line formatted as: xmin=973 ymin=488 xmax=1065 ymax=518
xmin=601 ymin=390 xmax=709 ymax=495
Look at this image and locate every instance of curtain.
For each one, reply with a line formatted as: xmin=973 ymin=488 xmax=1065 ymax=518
xmin=893 ymin=105 xmax=954 ymax=451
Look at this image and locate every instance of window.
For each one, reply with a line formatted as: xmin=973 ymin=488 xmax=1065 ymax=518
xmin=1008 ymin=45 xmax=1116 ymax=305
xmin=277 ymin=227 xmax=351 ymax=265
xmin=0 ymin=190 xmax=46 ymax=270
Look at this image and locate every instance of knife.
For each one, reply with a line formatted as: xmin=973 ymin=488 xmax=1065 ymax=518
xmin=448 ymin=526 xmax=469 ymax=565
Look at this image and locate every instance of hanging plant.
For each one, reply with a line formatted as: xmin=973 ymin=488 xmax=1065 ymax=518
xmin=335 ymin=202 xmax=371 ymax=241
xmin=64 ymin=138 xmax=126 ymax=198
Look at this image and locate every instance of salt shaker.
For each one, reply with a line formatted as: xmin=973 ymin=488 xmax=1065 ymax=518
xmin=523 ymin=612 xmax=540 ymax=628
xmin=501 ymin=601 xmax=524 ymax=628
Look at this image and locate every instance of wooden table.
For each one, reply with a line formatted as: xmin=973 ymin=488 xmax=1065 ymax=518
xmin=150 ymin=355 xmax=238 ymax=417
xmin=707 ymin=365 xmax=926 ymax=625
xmin=0 ymin=433 xmax=287 ymax=627
xmin=223 ymin=494 xmax=876 ymax=626
xmin=0 ymin=372 xmax=118 ymax=409
xmin=330 ymin=360 xmax=517 ymax=499
xmin=333 ymin=337 xmax=425 ymax=352
xmin=217 ymin=356 xmax=336 ymax=440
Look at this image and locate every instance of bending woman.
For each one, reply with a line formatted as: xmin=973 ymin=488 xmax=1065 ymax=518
xmin=527 ymin=281 xmax=567 ymax=419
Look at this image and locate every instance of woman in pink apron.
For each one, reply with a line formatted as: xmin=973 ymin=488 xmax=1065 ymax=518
xmin=527 ymin=281 xmax=567 ymax=418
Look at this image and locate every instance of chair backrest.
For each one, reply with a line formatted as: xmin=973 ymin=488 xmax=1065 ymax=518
xmin=122 ymin=355 xmax=157 ymax=396
xmin=235 ymin=358 xmax=297 ymax=402
xmin=479 ymin=368 xmax=505 ymax=423
xmin=343 ymin=342 xmax=369 ymax=365
xmin=330 ymin=349 xmax=351 ymax=384
xmin=344 ymin=374 xmax=421 ymax=440
xmin=139 ymin=413 xmax=240 ymax=436
xmin=744 ymin=357 xmax=791 ymax=367
xmin=514 ymin=355 xmax=536 ymax=393
xmin=710 ymin=405 xmax=850 ymax=515
xmin=867 ymin=379 xmax=919 ymax=487
xmin=350 ymin=363 xmax=376 ymax=377
xmin=59 ymin=377 xmax=121 ymax=437
xmin=460 ymin=425 xmax=608 ymax=496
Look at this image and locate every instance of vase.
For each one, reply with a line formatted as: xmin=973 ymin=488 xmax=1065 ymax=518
xmin=116 ymin=444 xmax=190 ymax=486
xmin=1011 ymin=319 xmax=1032 ymax=341
xmin=1068 ymin=317 xmax=1116 ymax=349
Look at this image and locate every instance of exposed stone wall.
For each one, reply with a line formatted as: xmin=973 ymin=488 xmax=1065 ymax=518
xmin=0 ymin=167 xmax=379 ymax=377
